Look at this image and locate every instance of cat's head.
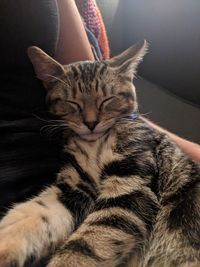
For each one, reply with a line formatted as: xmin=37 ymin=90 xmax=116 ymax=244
xmin=28 ymin=41 xmax=147 ymax=141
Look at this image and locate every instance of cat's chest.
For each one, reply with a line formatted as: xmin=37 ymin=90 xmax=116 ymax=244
xmin=66 ymin=135 xmax=121 ymax=184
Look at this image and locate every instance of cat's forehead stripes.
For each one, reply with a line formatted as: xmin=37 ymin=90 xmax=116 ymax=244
xmin=70 ymin=62 xmax=108 ymax=82
xmin=67 ymin=62 xmax=109 ymax=97
xmin=95 ymin=79 xmax=99 ymax=92
xmin=71 ymin=65 xmax=79 ymax=79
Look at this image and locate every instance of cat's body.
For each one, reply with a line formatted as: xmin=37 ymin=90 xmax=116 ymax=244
xmin=0 ymin=41 xmax=200 ymax=267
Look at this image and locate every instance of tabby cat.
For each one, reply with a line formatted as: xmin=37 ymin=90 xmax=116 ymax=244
xmin=0 ymin=41 xmax=200 ymax=267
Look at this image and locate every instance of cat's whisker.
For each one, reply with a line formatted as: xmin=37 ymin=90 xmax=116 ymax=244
xmin=135 ymin=74 xmax=142 ymax=79
xmin=47 ymin=127 xmax=63 ymax=137
xmin=46 ymin=127 xmax=69 ymax=138
xmin=139 ymin=111 xmax=152 ymax=117
xmin=32 ymin=113 xmax=66 ymax=124
xmin=40 ymin=123 xmax=70 ymax=137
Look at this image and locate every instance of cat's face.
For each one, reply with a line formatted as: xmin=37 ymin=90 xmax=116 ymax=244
xmin=28 ymin=41 xmax=147 ymax=141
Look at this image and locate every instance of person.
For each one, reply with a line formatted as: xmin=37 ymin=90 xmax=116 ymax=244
xmin=0 ymin=0 xmax=199 ymax=219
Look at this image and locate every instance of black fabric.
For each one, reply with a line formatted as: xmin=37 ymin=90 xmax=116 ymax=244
xmin=0 ymin=0 xmax=62 ymax=217
xmin=0 ymin=0 xmax=59 ymax=70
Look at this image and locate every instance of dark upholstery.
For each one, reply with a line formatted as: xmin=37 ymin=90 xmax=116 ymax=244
xmin=122 ymin=0 xmax=200 ymax=106
xmin=0 ymin=0 xmax=62 ymax=217
xmin=0 ymin=0 xmax=58 ymax=70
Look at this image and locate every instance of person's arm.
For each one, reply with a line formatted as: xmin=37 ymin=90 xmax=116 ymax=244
xmin=142 ymin=117 xmax=200 ymax=163
xmin=55 ymin=0 xmax=94 ymax=64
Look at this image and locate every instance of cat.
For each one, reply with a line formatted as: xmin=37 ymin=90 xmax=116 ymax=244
xmin=0 ymin=40 xmax=200 ymax=267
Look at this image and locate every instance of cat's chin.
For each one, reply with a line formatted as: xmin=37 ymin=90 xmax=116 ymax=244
xmin=79 ymin=132 xmax=105 ymax=141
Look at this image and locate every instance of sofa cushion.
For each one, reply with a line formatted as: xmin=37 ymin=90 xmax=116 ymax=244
xmin=135 ymin=78 xmax=200 ymax=143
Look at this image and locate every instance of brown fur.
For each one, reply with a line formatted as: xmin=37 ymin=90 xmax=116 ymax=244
xmin=0 ymin=41 xmax=199 ymax=267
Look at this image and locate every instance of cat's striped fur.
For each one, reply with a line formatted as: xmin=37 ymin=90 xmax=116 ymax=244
xmin=0 ymin=41 xmax=200 ymax=267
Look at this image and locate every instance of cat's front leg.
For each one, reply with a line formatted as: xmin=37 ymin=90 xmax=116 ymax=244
xmin=0 ymin=186 xmax=74 ymax=267
xmin=47 ymin=177 xmax=159 ymax=267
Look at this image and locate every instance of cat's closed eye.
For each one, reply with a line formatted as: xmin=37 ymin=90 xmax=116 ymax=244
xmin=66 ymin=100 xmax=82 ymax=112
xmin=98 ymin=96 xmax=116 ymax=110
xmin=99 ymin=94 xmax=132 ymax=113
xmin=52 ymin=99 xmax=80 ymax=116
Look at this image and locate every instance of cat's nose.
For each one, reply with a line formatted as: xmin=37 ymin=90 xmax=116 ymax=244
xmin=84 ymin=121 xmax=98 ymax=131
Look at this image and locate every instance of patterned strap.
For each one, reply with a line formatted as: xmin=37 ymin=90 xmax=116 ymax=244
xmin=75 ymin=0 xmax=110 ymax=59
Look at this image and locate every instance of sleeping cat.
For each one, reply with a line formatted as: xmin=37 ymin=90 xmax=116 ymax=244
xmin=0 ymin=41 xmax=200 ymax=267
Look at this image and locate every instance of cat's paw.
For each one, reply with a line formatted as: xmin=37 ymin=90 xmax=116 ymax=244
xmin=0 ymin=201 xmax=50 ymax=267
xmin=0 ymin=240 xmax=24 ymax=267
xmin=0 ymin=211 xmax=37 ymax=267
xmin=47 ymin=253 xmax=100 ymax=267
xmin=47 ymin=254 xmax=78 ymax=267
xmin=0 ymin=217 xmax=31 ymax=267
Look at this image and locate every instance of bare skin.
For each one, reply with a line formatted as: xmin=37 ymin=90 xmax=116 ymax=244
xmin=55 ymin=0 xmax=94 ymax=64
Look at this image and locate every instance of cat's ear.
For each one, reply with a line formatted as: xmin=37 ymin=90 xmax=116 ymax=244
xmin=27 ymin=46 xmax=65 ymax=89
xmin=107 ymin=40 xmax=148 ymax=80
